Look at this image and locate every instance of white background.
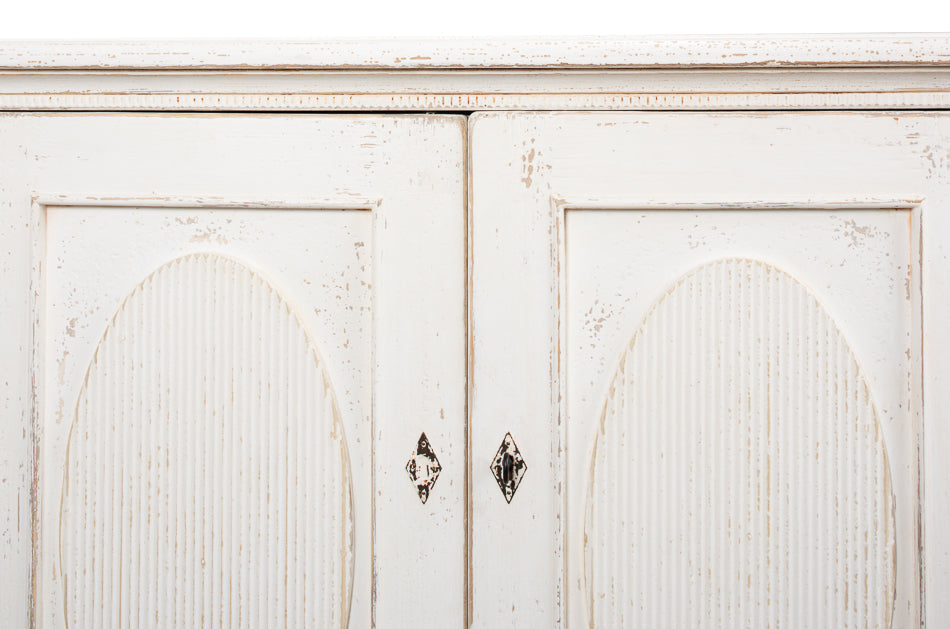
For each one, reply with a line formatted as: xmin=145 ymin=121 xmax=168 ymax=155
xmin=0 ymin=0 xmax=947 ymax=38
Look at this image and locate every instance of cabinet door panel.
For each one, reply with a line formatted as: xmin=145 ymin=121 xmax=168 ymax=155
xmin=470 ymin=113 xmax=950 ymax=628
xmin=0 ymin=114 xmax=466 ymax=628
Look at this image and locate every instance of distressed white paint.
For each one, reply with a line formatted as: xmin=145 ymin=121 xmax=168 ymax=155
xmin=0 ymin=114 xmax=466 ymax=628
xmin=587 ymin=258 xmax=894 ymax=627
xmin=0 ymin=40 xmax=949 ymax=629
xmin=469 ymin=112 xmax=950 ymax=627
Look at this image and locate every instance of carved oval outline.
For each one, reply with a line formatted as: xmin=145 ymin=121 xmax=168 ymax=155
xmin=58 ymin=252 xmax=355 ymax=627
xmin=583 ymin=257 xmax=896 ymax=628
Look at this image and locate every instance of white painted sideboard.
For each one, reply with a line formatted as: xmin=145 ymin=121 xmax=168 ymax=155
xmin=1 ymin=37 xmax=949 ymax=628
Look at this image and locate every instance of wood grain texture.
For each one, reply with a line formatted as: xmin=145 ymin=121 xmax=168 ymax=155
xmin=586 ymin=258 xmax=894 ymax=628
xmin=61 ymin=253 xmax=353 ymax=628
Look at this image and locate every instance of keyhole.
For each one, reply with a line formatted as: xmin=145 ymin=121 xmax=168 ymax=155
xmin=502 ymin=452 xmax=515 ymax=487
xmin=490 ymin=432 xmax=526 ymax=503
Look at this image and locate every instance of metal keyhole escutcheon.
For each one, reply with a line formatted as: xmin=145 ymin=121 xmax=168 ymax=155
xmin=490 ymin=432 xmax=527 ymax=503
xmin=406 ymin=432 xmax=442 ymax=504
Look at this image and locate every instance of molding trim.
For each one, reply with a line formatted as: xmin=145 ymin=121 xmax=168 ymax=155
xmin=3 ymin=91 xmax=950 ymax=112
xmin=0 ymin=38 xmax=949 ymax=111
xmin=2 ymin=36 xmax=950 ymax=70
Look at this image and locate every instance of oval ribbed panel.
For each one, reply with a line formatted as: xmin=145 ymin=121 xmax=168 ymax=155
xmin=585 ymin=258 xmax=894 ymax=628
xmin=61 ymin=253 xmax=353 ymax=628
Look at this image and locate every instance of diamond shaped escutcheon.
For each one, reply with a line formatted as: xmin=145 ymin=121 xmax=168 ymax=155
xmin=490 ymin=432 xmax=527 ymax=503
xmin=406 ymin=432 xmax=442 ymax=504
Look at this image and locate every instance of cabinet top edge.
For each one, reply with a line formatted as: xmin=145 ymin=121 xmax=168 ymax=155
xmin=2 ymin=35 xmax=950 ymax=71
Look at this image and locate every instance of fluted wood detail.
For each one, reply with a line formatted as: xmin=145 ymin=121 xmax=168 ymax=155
xmin=586 ymin=258 xmax=895 ymax=628
xmin=60 ymin=253 xmax=353 ymax=628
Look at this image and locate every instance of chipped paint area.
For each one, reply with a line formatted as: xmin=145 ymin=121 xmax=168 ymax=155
xmin=834 ymin=216 xmax=887 ymax=248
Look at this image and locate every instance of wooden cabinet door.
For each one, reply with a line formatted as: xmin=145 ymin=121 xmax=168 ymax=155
xmin=470 ymin=112 xmax=950 ymax=628
xmin=0 ymin=114 xmax=466 ymax=628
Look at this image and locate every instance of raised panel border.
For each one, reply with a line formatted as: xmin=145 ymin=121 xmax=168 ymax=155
xmin=28 ymin=193 xmax=380 ymax=629
xmin=550 ymin=196 xmax=925 ymax=628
